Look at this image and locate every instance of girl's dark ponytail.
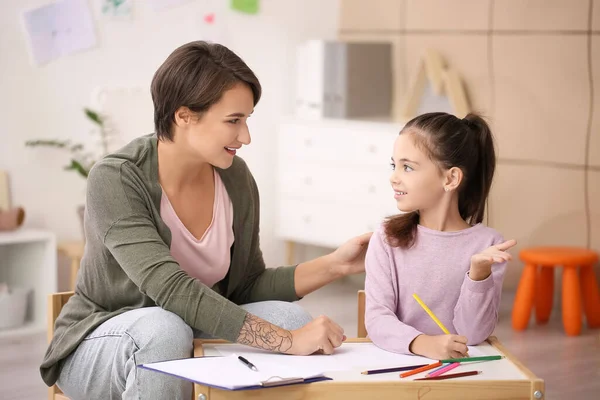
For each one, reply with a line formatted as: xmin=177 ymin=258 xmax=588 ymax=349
xmin=460 ymin=114 xmax=496 ymax=224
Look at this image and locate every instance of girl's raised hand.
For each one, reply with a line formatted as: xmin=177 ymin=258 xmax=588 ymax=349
xmin=469 ymin=239 xmax=517 ymax=281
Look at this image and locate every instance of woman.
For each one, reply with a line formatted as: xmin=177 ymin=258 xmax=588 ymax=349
xmin=40 ymin=41 xmax=371 ymax=400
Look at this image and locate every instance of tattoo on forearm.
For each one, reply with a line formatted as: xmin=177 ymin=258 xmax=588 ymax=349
xmin=237 ymin=314 xmax=293 ymax=353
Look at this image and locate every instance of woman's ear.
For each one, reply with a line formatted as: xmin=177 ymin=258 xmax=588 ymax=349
xmin=174 ymin=107 xmax=192 ymax=126
xmin=443 ymin=167 xmax=463 ymax=192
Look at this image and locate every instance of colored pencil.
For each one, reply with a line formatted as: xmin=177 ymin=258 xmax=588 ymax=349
xmin=399 ymin=361 xmax=442 ymax=378
xmin=427 ymin=363 xmax=450 ymax=375
xmin=412 ymin=293 xmax=450 ymax=334
xmin=426 ymin=362 xmax=460 ymax=378
xmin=416 ymin=370 xmax=481 ymax=380
xmin=361 ymin=364 xmax=428 ymax=375
xmin=412 ymin=293 xmax=469 ymax=357
xmin=438 ymin=355 xmax=503 ymax=363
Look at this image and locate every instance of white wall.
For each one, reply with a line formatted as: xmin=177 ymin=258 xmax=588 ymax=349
xmin=0 ymin=0 xmax=340 ymax=270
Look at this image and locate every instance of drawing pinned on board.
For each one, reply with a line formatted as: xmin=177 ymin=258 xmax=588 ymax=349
xmin=231 ymin=0 xmax=259 ymax=15
xmin=22 ymin=0 xmax=97 ymax=66
xmin=101 ymin=0 xmax=133 ymax=19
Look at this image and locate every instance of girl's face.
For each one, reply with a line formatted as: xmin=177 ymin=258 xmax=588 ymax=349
xmin=174 ymin=82 xmax=254 ymax=169
xmin=390 ymin=132 xmax=447 ymax=213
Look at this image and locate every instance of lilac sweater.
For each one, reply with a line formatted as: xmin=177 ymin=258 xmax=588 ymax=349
xmin=365 ymin=223 xmax=506 ymax=354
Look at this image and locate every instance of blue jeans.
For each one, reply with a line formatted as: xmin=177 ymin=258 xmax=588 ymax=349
xmin=56 ymin=301 xmax=312 ymax=400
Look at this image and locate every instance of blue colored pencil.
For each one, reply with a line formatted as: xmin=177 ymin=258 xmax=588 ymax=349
xmin=427 ymin=363 xmax=450 ymax=375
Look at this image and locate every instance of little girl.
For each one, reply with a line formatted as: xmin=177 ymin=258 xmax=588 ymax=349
xmin=365 ymin=112 xmax=516 ymax=360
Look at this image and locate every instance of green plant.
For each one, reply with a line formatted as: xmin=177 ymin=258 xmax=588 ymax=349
xmin=25 ymin=108 xmax=109 ymax=179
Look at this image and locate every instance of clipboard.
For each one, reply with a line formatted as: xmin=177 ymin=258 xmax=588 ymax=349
xmin=139 ymin=354 xmax=332 ymax=391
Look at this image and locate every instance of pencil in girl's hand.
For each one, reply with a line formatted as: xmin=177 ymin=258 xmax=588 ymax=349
xmin=412 ymin=293 xmax=450 ymax=334
xmin=399 ymin=361 xmax=442 ymax=378
xmin=412 ymin=293 xmax=471 ymax=357
xmin=416 ymin=370 xmax=481 ymax=380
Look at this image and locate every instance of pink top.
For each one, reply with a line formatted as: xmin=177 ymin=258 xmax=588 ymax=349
xmin=365 ymin=223 xmax=506 ymax=354
xmin=160 ymin=169 xmax=234 ymax=288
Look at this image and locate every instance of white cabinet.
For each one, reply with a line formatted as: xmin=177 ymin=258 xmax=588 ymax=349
xmin=276 ymin=118 xmax=404 ymax=256
xmin=0 ymin=229 xmax=57 ymax=338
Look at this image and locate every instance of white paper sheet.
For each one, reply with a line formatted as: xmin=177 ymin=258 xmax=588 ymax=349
xmin=203 ymin=342 xmax=527 ymax=381
xmin=208 ymin=342 xmax=489 ymax=372
xmin=22 ymin=0 xmax=97 ymax=66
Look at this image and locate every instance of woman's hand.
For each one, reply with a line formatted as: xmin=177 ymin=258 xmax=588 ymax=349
xmin=469 ymin=239 xmax=517 ymax=281
xmin=287 ymin=315 xmax=346 ymax=355
xmin=293 ymin=232 xmax=373 ymax=297
xmin=330 ymin=232 xmax=373 ymax=276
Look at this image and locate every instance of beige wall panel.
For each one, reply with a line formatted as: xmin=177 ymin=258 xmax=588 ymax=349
xmin=404 ymin=34 xmax=491 ymax=115
xmin=405 ymin=0 xmax=489 ymax=31
xmin=589 ymin=171 xmax=600 ymax=251
xmin=488 ymin=163 xmax=587 ymax=289
xmin=493 ymin=0 xmax=589 ymax=31
xmin=589 ymin=170 xmax=600 ymax=282
xmin=592 ymin=0 xmax=600 ymax=31
xmin=590 ymin=37 xmax=600 ymax=167
xmin=493 ymin=35 xmax=589 ymax=165
xmin=339 ymin=0 xmax=405 ymax=32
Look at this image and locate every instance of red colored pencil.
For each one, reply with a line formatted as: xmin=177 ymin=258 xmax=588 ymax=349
xmin=399 ymin=361 xmax=442 ymax=378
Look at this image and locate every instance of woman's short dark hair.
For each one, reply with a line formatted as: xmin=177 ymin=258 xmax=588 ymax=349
xmin=151 ymin=41 xmax=262 ymax=141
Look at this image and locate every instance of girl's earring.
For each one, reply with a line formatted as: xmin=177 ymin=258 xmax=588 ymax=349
xmin=444 ymin=187 xmax=450 ymax=192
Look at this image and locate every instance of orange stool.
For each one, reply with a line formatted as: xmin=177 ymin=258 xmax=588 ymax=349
xmin=512 ymin=247 xmax=600 ymax=336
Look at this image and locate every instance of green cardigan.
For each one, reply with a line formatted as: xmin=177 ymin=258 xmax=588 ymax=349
xmin=40 ymin=134 xmax=299 ymax=386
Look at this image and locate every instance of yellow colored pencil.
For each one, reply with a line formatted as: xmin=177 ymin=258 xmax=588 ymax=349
xmin=413 ymin=293 xmax=470 ymax=357
xmin=412 ymin=293 xmax=450 ymax=334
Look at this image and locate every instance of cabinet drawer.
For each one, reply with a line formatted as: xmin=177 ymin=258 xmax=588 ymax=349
xmin=277 ymin=163 xmax=394 ymax=207
xmin=278 ymin=119 xmax=400 ymax=166
xmin=275 ymin=197 xmax=398 ymax=248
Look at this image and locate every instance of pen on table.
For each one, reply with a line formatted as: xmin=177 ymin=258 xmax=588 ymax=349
xmin=238 ymin=356 xmax=258 ymax=371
